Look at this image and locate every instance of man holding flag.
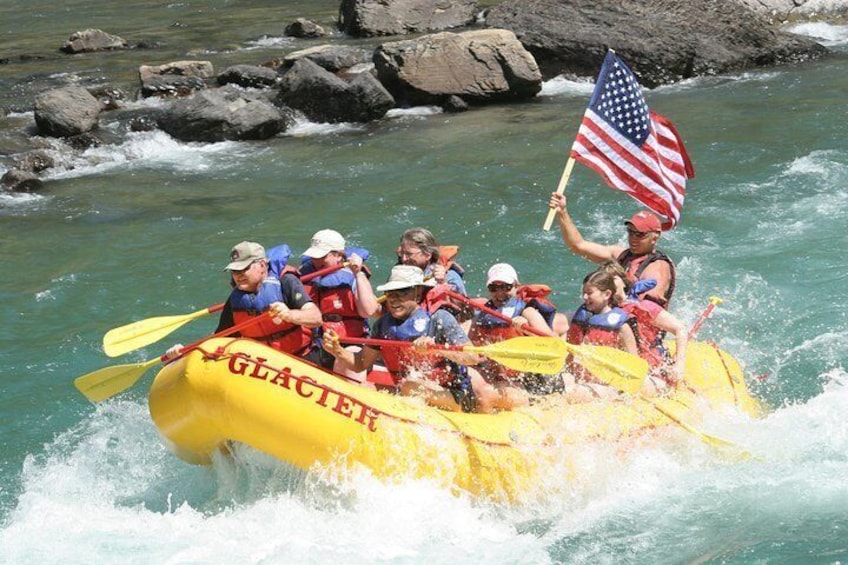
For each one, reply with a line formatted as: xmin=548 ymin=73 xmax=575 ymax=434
xmin=544 ymin=49 xmax=693 ymax=307
xmin=549 ymin=194 xmax=675 ymax=307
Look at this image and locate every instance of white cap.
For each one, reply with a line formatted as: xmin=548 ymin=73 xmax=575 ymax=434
xmin=486 ymin=263 xmax=519 ymax=286
xmin=302 ymin=229 xmax=345 ymax=258
xmin=376 ymin=265 xmax=436 ymax=292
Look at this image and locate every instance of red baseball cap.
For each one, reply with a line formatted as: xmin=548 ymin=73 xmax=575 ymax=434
xmin=624 ymin=211 xmax=662 ymax=232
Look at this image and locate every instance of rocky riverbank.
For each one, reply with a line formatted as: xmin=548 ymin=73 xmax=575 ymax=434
xmin=2 ymin=0 xmax=845 ymax=193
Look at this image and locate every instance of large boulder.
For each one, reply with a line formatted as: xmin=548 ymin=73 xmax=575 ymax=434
xmin=485 ymin=0 xmax=828 ymax=87
xmin=373 ymin=29 xmax=542 ymax=107
xmin=157 ymin=87 xmax=291 ymax=142
xmin=60 ymin=29 xmax=127 ymax=54
xmin=276 ymin=58 xmax=395 ymax=123
xmin=34 ymin=86 xmax=100 ymax=137
xmin=339 ymin=0 xmax=478 ymax=36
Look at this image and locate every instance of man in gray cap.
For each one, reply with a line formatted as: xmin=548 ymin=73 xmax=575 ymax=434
xmin=216 ymin=240 xmax=321 ymax=355
xmin=166 ymin=241 xmax=321 ymax=360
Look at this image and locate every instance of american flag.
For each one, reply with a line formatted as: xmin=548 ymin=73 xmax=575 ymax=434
xmin=571 ymin=51 xmax=694 ymax=230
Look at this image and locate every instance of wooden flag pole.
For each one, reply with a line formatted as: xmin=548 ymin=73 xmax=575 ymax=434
xmin=542 ymin=156 xmax=575 ymax=231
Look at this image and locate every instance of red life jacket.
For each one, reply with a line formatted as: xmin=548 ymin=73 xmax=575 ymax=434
xmin=515 ymin=284 xmax=559 ymax=327
xmin=471 ymin=295 xmax=525 ymax=345
xmin=371 ymin=308 xmax=455 ymax=387
xmin=230 ymin=267 xmax=312 ymax=356
xmin=620 ymin=300 xmax=665 ymax=367
xmin=566 ymin=305 xmax=631 ymax=382
xmin=616 ymin=248 xmax=676 ymax=307
xmin=301 ymin=267 xmax=368 ymax=339
xmin=567 ymin=305 xmax=631 ymax=348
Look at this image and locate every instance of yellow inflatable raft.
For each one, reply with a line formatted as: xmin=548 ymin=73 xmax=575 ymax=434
xmin=148 ymin=337 xmax=760 ymax=501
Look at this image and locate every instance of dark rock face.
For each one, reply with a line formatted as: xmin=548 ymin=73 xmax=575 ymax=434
xmin=2 ymin=169 xmax=43 ymax=192
xmin=276 ymin=58 xmax=395 ymax=123
xmin=374 ymin=29 xmax=542 ymax=107
xmin=282 ymin=45 xmax=371 ymax=73
xmin=139 ymin=61 xmax=215 ymax=98
xmin=14 ymin=150 xmax=54 ymax=173
xmin=60 ymin=29 xmax=127 ymax=54
xmin=339 ymin=0 xmax=478 ymax=36
xmin=485 ymin=0 xmax=828 ymax=87
xmin=157 ymin=87 xmax=291 ymax=142
xmin=34 ymin=86 xmax=101 ymax=137
xmin=217 ymin=65 xmax=280 ymax=89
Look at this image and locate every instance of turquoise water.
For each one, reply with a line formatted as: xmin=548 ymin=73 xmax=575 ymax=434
xmin=2 ymin=2 xmax=848 ymax=563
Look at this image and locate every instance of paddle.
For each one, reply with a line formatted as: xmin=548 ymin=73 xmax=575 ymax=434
xmin=688 ymin=296 xmax=723 ymax=339
xmin=439 ymin=288 xmax=649 ymax=385
xmin=102 ymin=262 xmax=347 ymax=357
xmin=76 ymin=312 xmax=272 ymax=403
xmin=103 ymin=304 xmax=225 ymax=358
xmin=340 ymin=336 xmax=568 ymax=375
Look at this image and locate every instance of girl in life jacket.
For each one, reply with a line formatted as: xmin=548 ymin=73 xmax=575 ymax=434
xmin=323 ymin=265 xmax=501 ymax=413
xmin=598 ymin=260 xmax=688 ymax=392
xmin=565 ymin=270 xmax=639 ymax=400
xmin=298 ymin=229 xmax=379 ymax=374
xmin=220 ymin=241 xmax=322 ymax=357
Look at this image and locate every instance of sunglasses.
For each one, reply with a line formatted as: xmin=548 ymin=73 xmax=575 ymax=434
xmin=487 ymin=283 xmax=514 ymax=292
xmin=385 ymin=288 xmax=417 ymax=299
xmin=626 ymin=228 xmax=652 ymax=239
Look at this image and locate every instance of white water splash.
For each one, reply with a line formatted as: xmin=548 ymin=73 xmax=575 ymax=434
xmin=787 ymin=22 xmax=848 ymax=46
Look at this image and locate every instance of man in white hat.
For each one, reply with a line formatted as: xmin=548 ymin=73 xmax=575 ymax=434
xmin=324 ymin=265 xmax=499 ymax=412
xmin=298 ymin=229 xmax=378 ymax=374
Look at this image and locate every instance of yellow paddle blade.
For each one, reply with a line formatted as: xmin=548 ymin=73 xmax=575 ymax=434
xmin=468 ymin=336 xmax=567 ymax=375
xmin=648 ymin=397 xmax=752 ymax=460
xmin=74 ymin=358 xmax=161 ymax=403
xmin=564 ymin=343 xmax=649 ymax=394
xmin=103 ymin=308 xmax=212 ymax=357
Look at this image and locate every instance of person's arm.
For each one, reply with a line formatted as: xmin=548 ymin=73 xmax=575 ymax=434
xmin=348 ymin=254 xmax=379 ymax=318
xmin=444 ymin=268 xmax=467 ymax=296
xmin=519 ymin=306 xmax=556 ymax=337
xmin=637 ymin=260 xmax=672 ymax=307
xmin=418 ymin=310 xmax=481 ymax=365
xmin=618 ymin=322 xmax=640 ymax=356
xmin=215 ymin=300 xmax=235 ymax=334
xmin=651 ymin=309 xmax=687 ymax=386
xmin=549 ymin=192 xmax=622 ymax=263
xmin=322 ymin=329 xmax=381 ymax=372
xmin=271 ymin=274 xmax=322 ymax=328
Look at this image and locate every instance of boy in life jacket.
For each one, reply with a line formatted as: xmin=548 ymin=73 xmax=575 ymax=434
xmin=324 ymin=265 xmax=508 ymax=413
xmin=565 ymin=269 xmax=639 ymax=400
xmin=299 ymin=229 xmax=379 ymax=379
xmin=598 ymin=260 xmax=688 ymax=393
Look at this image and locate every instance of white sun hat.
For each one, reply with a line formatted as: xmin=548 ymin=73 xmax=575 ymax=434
xmin=376 ymin=265 xmax=436 ymax=292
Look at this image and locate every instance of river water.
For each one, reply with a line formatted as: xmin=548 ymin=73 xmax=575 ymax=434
xmin=1 ymin=2 xmax=847 ymax=563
